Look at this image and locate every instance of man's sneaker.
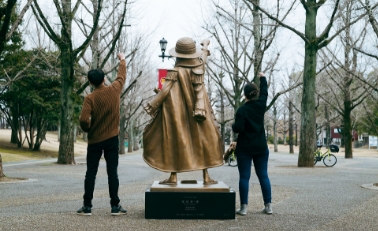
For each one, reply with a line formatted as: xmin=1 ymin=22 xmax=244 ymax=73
xmin=77 ymin=206 xmax=92 ymax=216
xmin=262 ymin=203 xmax=273 ymax=215
xmin=111 ymin=205 xmax=127 ymax=215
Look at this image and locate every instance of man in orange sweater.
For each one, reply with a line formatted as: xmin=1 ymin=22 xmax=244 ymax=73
xmin=77 ymin=53 xmax=127 ymax=216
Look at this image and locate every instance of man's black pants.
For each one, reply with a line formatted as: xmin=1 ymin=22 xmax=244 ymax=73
xmin=83 ymin=135 xmax=120 ymax=207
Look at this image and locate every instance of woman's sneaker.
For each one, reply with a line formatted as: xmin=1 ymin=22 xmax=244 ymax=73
xmin=236 ymin=204 xmax=247 ymax=216
xmin=77 ymin=206 xmax=92 ymax=216
xmin=111 ymin=205 xmax=127 ymax=215
xmin=262 ymin=203 xmax=273 ymax=215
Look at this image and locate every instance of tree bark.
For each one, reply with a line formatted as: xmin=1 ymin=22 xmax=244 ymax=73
xmin=283 ymin=112 xmax=287 ymax=145
xmin=220 ymin=86 xmax=226 ymax=151
xmin=344 ymin=100 xmax=353 ymax=158
xmin=298 ymin=4 xmax=317 ymax=167
xmin=119 ymin=112 xmax=126 ymax=154
xmin=57 ymin=124 xmax=60 ymax=142
xmin=325 ymin=105 xmax=331 ymax=148
xmin=10 ymin=103 xmax=18 ymax=144
xmin=57 ymin=42 xmax=75 ymax=164
xmin=133 ymin=133 xmax=138 ymax=151
xmin=273 ymin=104 xmax=278 ymax=152
xmin=0 ymin=154 xmax=4 ymax=177
xmin=289 ymin=101 xmax=294 ymax=153
xmin=128 ymin=119 xmax=133 ymax=153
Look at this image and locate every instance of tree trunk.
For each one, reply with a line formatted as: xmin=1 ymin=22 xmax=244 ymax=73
xmin=344 ymin=100 xmax=353 ymax=158
xmin=283 ymin=112 xmax=287 ymax=145
xmin=133 ymin=134 xmax=138 ymax=151
xmin=220 ymin=87 xmax=226 ymax=152
xmin=295 ymin=123 xmax=298 ymax=146
xmin=33 ymin=143 xmax=41 ymax=151
xmin=83 ymin=132 xmax=88 ymax=142
xmin=342 ymin=8 xmax=353 ymax=159
xmin=289 ymin=101 xmax=294 ymax=154
xmin=10 ymin=103 xmax=18 ymax=144
xmin=57 ymin=43 xmax=75 ymax=164
xmin=298 ymin=5 xmax=317 ymax=167
xmin=57 ymin=124 xmax=60 ymax=142
xmin=252 ymin=0 xmax=262 ymax=85
xmin=0 ymin=154 xmax=4 ymax=177
xmin=11 ymin=126 xmax=18 ymax=144
xmin=128 ymin=120 xmax=133 ymax=153
xmin=273 ymin=105 xmax=278 ymax=152
xmin=119 ymin=116 xmax=126 ymax=154
xmin=73 ymin=124 xmax=77 ymax=143
xmin=17 ymin=114 xmax=22 ymax=148
xmin=325 ymin=105 xmax=331 ymax=147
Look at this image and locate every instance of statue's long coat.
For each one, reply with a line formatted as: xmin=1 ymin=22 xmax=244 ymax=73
xmin=143 ymin=60 xmax=223 ymax=172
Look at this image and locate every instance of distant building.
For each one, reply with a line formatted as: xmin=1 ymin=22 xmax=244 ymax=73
xmin=318 ymin=126 xmax=358 ymax=146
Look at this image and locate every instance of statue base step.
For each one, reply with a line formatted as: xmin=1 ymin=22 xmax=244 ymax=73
xmin=145 ymin=181 xmax=235 ymax=219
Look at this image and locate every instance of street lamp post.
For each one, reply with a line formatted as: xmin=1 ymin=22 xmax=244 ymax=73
xmin=159 ymin=38 xmax=173 ymax=62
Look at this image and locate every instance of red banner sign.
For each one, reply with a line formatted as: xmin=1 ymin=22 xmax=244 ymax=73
xmin=158 ymin=69 xmax=167 ymax=90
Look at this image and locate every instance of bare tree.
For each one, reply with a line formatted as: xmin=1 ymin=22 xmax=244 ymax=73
xmin=0 ymin=0 xmax=38 ymax=178
xmin=0 ymin=0 xmax=34 ymax=62
xmin=32 ymin=0 xmax=103 ymax=164
xmin=204 ymin=0 xmax=254 ymax=117
xmin=317 ymin=1 xmax=372 ymax=158
xmin=247 ymin=0 xmax=374 ymax=167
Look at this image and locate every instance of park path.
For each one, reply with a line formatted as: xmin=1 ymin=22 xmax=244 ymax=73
xmin=1 ymin=148 xmax=378 ymax=231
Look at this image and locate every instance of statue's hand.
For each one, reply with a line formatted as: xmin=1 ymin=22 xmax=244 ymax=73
xmin=144 ymin=103 xmax=158 ymax=117
xmin=193 ymin=108 xmax=206 ymax=122
xmin=200 ymin=39 xmax=210 ymax=48
xmin=153 ymin=88 xmax=161 ymax=94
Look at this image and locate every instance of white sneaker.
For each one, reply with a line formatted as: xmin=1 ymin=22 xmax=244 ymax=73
xmin=262 ymin=203 xmax=272 ymax=215
xmin=236 ymin=204 xmax=247 ymax=216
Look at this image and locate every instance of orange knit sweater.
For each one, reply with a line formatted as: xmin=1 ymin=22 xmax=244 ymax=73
xmin=79 ymin=60 xmax=126 ymax=144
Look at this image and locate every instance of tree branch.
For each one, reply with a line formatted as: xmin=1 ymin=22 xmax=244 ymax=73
xmin=31 ymin=1 xmax=61 ymax=44
xmin=73 ymin=0 xmax=103 ymax=57
xmin=318 ymin=2 xmax=378 ymax=49
xmin=266 ymin=81 xmax=302 ymax=111
xmin=121 ymin=74 xmax=140 ymax=99
xmin=317 ymin=0 xmax=341 ymax=44
xmin=245 ymin=0 xmax=308 ymax=43
xmin=6 ymin=0 xmax=33 ymax=40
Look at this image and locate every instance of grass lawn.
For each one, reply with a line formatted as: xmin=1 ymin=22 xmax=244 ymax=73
xmin=0 ymin=129 xmax=87 ymax=163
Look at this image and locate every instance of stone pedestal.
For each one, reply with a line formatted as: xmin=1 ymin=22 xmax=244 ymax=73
xmin=145 ymin=181 xmax=235 ymax=219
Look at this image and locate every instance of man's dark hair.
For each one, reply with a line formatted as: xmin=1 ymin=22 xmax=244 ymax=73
xmin=88 ymin=69 xmax=105 ymax=87
xmin=244 ymin=82 xmax=259 ymax=100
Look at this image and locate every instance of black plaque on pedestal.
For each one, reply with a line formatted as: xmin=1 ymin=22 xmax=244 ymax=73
xmin=145 ymin=181 xmax=235 ymax=219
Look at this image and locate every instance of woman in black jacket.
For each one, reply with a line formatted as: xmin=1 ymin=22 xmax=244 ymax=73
xmin=232 ymin=72 xmax=272 ymax=216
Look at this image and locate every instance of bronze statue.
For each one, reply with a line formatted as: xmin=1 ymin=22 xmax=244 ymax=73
xmin=143 ymin=37 xmax=223 ymax=185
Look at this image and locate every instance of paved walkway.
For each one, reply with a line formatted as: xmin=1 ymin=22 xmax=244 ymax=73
xmin=1 ymin=148 xmax=377 ymax=231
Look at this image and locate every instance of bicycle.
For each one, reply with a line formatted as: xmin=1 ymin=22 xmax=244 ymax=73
xmin=227 ymin=151 xmax=237 ymax=167
xmin=314 ymin=144 xmax=338 ymax=167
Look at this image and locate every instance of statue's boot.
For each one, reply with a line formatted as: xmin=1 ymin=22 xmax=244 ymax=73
xmin=159 ymin=172 xmax=177 ymax=185
xmin=203 ymin=169 xmax=218 ymax=185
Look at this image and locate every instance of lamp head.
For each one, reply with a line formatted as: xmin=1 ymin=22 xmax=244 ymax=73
xmin=159 ymin=38 xmax=168 ymax=52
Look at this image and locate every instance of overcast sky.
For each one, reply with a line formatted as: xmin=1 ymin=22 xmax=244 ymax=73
xmin=134 ymin=0 xmax=309 ymax=71
xmin=22 ymin=0 xmax=376 ymax=79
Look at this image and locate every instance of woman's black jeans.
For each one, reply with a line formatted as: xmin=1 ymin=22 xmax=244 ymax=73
xmin=83 ymin=135 xmax=120 ymax=207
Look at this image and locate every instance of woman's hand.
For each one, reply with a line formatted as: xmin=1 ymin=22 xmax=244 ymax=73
xmin=259 ymin=72 xmax=265 ymax=77
xmin=230 ymin=142 xmax=237 ymax=150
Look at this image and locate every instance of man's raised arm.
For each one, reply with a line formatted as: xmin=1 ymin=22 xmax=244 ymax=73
xmin=112 ymin=53 xmax=127 ymax=93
